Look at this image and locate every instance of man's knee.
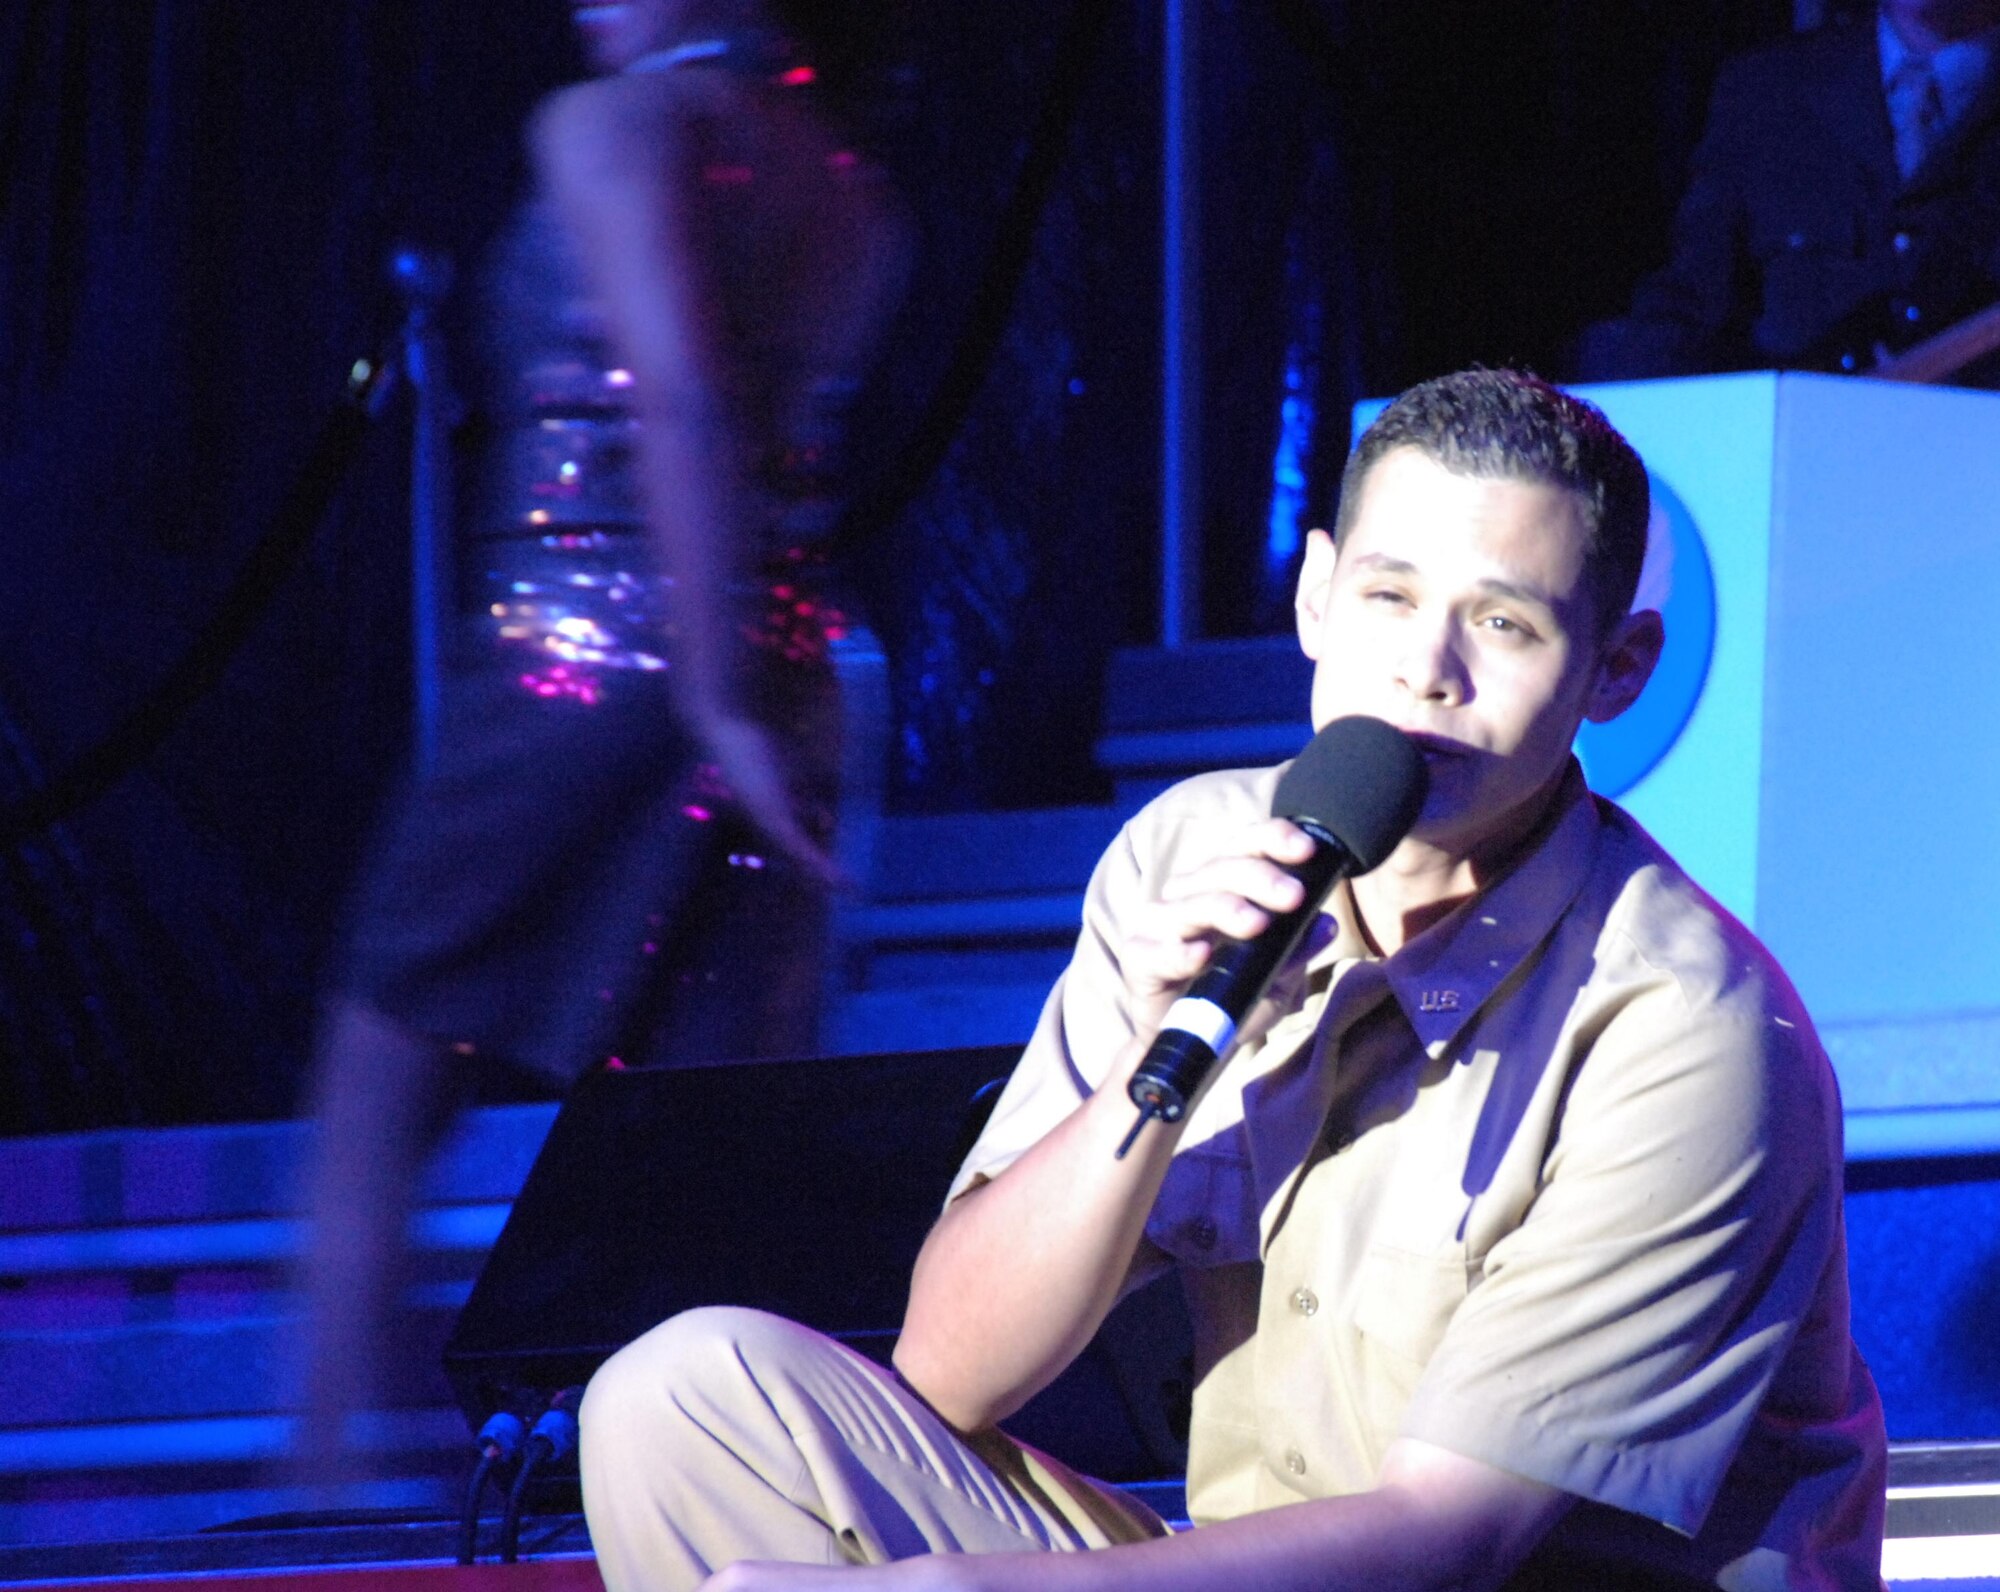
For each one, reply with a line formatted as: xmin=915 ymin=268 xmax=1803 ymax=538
xmin=581 ymin=1306 xmax=831 ymax=1457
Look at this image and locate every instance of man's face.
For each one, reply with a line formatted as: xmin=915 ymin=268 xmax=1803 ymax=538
xmin=1295 ymin=446 xmax=1656 ymax=867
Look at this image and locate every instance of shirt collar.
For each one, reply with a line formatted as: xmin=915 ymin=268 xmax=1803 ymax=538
xmin=1313 ymin=762 xmax=1603 ymax=1059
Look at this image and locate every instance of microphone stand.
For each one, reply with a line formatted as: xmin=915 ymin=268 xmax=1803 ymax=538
xmin=388 ymin=245 xmax=457 ymax=775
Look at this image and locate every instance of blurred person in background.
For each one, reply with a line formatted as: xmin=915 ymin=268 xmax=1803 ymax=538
xmin=290 ymin=0 xmax=908 ymax=1483
xmin=1577 ymin=0 xmax=2000 ymax=381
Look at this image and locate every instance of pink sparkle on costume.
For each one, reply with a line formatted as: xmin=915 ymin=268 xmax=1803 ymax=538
xmin=517 ymin=667 xmax=603 ymax=705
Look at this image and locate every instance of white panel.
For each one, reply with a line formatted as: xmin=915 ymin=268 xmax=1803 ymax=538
xmin=1571 ymin=374 xmax=1779 ymax=925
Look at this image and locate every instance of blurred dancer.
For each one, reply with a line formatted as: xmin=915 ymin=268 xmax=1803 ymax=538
xmin=292 ymin=0 xmax=907 ymax=1483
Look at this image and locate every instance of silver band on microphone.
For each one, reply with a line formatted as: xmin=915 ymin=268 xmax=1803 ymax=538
xmin=1157 ymin=996 xmax=1237 ymax=1057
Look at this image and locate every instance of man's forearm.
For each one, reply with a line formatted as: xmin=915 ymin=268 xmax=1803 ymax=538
xmin=708 ymin=1447 xmax=1568 ymax=1592
xmin=940 ymin=1482 xmax=1549 ymax=1592
xmin=893 ymin=1037 xmax=1179 ymax=1432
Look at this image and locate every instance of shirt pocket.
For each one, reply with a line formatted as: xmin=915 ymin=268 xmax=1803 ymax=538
xmin=1350 ymin=1243 xmax=1472 ymax=1370
xmin=1147 ymin=1143 xmax=1261 ymax=1268
xmin=1346 ymin=1243 xmax=1474 ymax=1458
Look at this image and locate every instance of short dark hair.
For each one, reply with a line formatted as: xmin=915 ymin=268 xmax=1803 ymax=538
xmin=1333 ymin=368 xmax=1650 ymax=635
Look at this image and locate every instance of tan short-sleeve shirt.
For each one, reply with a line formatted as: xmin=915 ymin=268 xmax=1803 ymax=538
xmin=950 ymin=762 xmax=1887 ymax=1591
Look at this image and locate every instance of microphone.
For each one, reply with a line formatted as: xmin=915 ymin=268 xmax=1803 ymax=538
xmin=1117 ymin=715 xmax=1428 ymax=1157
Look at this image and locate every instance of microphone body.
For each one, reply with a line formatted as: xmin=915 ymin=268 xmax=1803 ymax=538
xmin=1128 ymin=819 xmax=1354 ymax=1126
xmin=1120 ymin=716 xmax=1427 ymax=1146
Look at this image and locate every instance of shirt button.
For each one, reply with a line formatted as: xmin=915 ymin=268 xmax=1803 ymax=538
xmin=1893 ymin=230 xmax=1913 ymax=254
xmin=1291 ymin=1286 xmax=1319 ymax=1317
xmin=1905 ymin=303 xmax=1923 ymax=322
xmin=1285 ymin=1448 xmax=1308 ymax=1476
xmin=1785 ymin=229 xmax=1808 ymax=250
xmin=1190 ymin=1217 xmax=1217 ymax=1251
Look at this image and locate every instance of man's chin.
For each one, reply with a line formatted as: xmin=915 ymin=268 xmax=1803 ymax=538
xmin=1403 ymin=765 xmax=1571 ymax=868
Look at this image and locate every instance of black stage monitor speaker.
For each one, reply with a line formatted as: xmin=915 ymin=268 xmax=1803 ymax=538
xmin=444 ymin=1045 xmax=1191 ymax=1482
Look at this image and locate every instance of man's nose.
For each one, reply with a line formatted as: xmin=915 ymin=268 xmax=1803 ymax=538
xmin=1397 ymin=619 xmax=1468 ymax=705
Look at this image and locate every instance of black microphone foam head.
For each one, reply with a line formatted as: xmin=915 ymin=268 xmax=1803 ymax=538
xmin=1273 ymin=716 xmax=1429 ymax=873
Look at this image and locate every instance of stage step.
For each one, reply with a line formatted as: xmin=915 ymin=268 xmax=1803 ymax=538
xmin=822 ymin=638 xmax=1311 ymax=1058
xmin=1885 ymin=1442 xmax=2000 ymax=1586
xmin=824 ymin=805 xmax=1119 ymax=1054
xmin=0 ymin=1108 xmax=560 ymax=1547
xmin=1098 ymin=636 xmax=1313 ymax=807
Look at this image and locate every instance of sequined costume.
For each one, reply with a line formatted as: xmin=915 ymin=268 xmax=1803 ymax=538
xmin=334 ymin=71 xmax=852 ymax=1080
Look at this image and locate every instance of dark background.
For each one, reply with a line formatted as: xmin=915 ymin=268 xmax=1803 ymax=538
xmin=1 ymin=0 xmax=1796 ymax=1131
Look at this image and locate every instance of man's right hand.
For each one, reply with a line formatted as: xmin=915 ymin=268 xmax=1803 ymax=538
xmin=1119 ymin=816 xmax=1318 ymax=1037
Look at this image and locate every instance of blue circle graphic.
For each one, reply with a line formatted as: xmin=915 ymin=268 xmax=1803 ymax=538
xmin=1573 ymin=473 xmax=1716 ymax=798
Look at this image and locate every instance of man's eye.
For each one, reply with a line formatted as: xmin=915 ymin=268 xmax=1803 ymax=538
xmin=1364 ymin=588 xmax=1410 ymax=606
xmin=1481 ymin=613 xmax=1532 ymax=638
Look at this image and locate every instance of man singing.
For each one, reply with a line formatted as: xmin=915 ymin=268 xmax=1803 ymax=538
xmin=580 ymin=368 xmax=1888 ymax=1592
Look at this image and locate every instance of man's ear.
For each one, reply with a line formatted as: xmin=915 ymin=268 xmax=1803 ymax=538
xmin=1295 ymin=528 xmax=1339 ymax=661
xmin=1584 ymin=608 xmax=1665 ymax=724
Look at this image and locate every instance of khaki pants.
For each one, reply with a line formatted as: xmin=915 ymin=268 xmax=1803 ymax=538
xmin=580 ymin=1307 xmax=1169 ymax=1592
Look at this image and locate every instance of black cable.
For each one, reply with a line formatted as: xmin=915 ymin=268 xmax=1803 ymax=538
xmin=458 ymin=1409 xmax=526 ymax=1566
xmin=0 ymin=351 xmax=396 ymax=849
xmin=499 ymin=1388 xmax=582 ymax=1565
xmin=828 ymin=0 xmax=1122 ymax=557
xmin=497 ymin=1445 xmax=543 ymax=1566
xmin=458 ymin=1451 xmax=500 ymax=1566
